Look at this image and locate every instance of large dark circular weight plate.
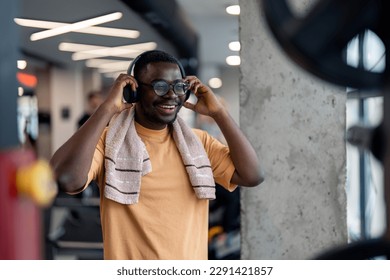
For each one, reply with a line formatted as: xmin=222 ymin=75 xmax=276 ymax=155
xmin=261 ymin=0 xmax=388 ymax=91
xmin=315 ymin=238 xmax=390 ymax=260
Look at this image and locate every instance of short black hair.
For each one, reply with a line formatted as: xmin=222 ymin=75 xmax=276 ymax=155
xmin=132 ymin=50 xmax=185 ymax=80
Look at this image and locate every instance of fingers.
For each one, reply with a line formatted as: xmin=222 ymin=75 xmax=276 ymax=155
xmin=185 ymin=76 xmax=203 ymax=95
xmin=116 ymin=73 xmax=138 ymax=92
xmin=183 ymin=101 xmax=195 ymax=111
xmin=124 ymin=103 xmax=134 ymax=109
xmin=104 ymin=74 xmax=138 ymax=111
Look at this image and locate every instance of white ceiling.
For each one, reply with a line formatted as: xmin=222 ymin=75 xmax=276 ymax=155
xmin=17 ymin=0 xmax=240 ymax=83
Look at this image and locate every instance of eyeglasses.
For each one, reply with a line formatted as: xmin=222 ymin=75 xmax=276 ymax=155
xmin=138 ymin=79 xmax=189 ymax=97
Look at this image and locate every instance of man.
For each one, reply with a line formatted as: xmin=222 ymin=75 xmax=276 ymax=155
xmin=50 ymin=50 xmax=263 ymax=259
xmin=77 ymin=90 xmax=105 ymax=128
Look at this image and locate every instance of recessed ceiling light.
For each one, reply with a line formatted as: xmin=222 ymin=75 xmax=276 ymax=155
xmin=208 ymin=77 xmax=223 ymax=89
xmin=18 ymin=87 xmax=24 ymax=96
xmin=17 ymin=60 xmax=27 ymax=70
xmin=226 ymin=55 xmax=241 ymax=66
xmin=226 ymin=5 xmax=240 ymax=15
xmin=229 ymin=41 xmax=241 ymax=51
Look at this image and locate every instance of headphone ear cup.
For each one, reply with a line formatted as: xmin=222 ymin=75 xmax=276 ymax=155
xmin=123 ymin=53 xmax=142 ymax=103
xmin=123 ymin=85 xmax=139 ymax=103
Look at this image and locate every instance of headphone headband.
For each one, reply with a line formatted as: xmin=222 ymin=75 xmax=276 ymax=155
xmin=127 ymin=50 xmax=186 ymax=78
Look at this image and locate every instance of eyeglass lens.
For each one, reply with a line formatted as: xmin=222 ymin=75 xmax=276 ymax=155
xmin=153 ymin=80 xmax=188 ymax=96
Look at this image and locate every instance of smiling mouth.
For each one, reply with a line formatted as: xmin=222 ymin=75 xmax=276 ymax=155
xmin=156 ymin=104 xmax=177 ymax=114
xmin=158 ymin=104 xmax=176 ymax=109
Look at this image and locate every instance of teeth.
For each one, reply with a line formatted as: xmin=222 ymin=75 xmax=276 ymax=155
xmin=159 ymin=105 xmax=175 ymax=109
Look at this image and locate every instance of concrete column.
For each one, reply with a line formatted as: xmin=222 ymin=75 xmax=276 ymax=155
xmin=239 ymin=0 xmax=348 ymax=259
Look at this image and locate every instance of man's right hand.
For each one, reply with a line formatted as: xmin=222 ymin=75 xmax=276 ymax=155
xmin=103 ymin=74 xmax=136 ymax=114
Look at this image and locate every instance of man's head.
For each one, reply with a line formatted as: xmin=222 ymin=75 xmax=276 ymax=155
xmin=130 ymin=50 xmax=189 ymax=130
xmin=130 ymin=50 xmax=186 ymax=81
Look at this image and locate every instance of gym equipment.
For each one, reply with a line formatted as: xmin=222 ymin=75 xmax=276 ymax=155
xmin=262 ymin=0 xmax=388 ymax=91
xmin=262 ymin=0 xmax=390 ymax=259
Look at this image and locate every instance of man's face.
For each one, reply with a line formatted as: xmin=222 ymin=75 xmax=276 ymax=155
xmin=134 ymin=62 xmax=186 ymax=130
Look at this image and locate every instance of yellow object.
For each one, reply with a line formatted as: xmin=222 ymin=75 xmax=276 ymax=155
xmin=208 ymin=226 xmax=224 ymax=242
xmin=16 ymin=159 xmax=58 ymax=207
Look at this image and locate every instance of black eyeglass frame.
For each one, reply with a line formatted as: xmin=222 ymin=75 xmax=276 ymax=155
xmin=138 ymin=79 xmax=190 ymax=97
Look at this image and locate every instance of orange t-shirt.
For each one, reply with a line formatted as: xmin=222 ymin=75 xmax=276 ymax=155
xmin=84 ymin=122 xmax=237 ymax=259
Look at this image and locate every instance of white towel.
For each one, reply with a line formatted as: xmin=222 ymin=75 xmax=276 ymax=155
xmin=104 ymin=107 xmax=215 ymax=204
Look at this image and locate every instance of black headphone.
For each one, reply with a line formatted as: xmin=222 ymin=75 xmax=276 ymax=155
xmin=123 ymin=50 xmax=190 ymax=103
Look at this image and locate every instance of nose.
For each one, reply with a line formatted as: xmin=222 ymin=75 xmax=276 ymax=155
xmin=163 ymin=85 xmax=177 ymax=98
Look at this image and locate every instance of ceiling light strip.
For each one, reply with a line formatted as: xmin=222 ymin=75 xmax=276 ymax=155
xmin=99 ymin=68 xmax=128 ymax=74
xmin=69 ymin=42 xmax=157 ymax=61
xmin=86 ymin=58 xmax=128 ymax=67
xmin=59 ymin=42 xmax=107 ymax=52
xmin=59 ymin=42 xmax=157 ymax=52
xmin=29 ymin=12 xmax=123 ymax=41
xmin=15 ymin=18 xmax=139 ymax=39
xmin=72 ymin=52 xmax=129 ymax=61
xmin=81 ymin=26 xmax=139 ymax=38
xmin=93 ymin=61 xmax=129 ymax=69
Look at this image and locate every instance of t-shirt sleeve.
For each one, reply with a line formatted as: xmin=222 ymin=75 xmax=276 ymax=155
xmin=193 ymin=128 xmax=237 ymax=192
